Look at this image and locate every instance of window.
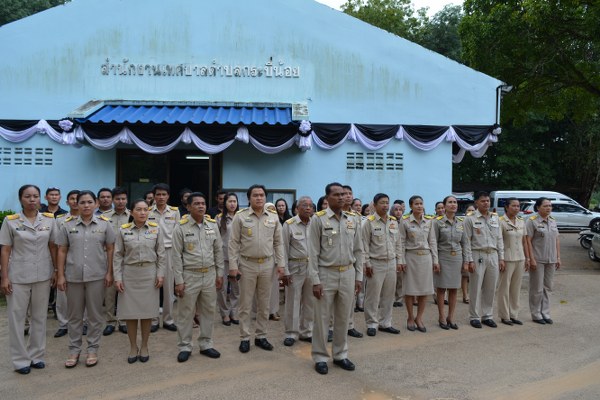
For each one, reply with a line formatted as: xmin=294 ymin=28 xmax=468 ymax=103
xmin=0 ymin=147 xmax=53 ymax=166
xmin=346 ymin=152 xmax=403 ymax=171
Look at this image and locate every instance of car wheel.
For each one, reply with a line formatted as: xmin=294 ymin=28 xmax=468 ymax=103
xmin=590 ymin=219 xmax=600 ymax=233
xmin=589 ymin=246 xmax=599 ymax=262
xmin=580 ymin=236 xmax=592 ymax=249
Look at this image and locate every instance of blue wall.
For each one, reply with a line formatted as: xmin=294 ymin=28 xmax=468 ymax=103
xmin=0 ymin=135 xmax=116 ymax=211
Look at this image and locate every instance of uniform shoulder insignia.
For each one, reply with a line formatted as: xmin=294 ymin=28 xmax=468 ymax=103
xmin=179 ymin=218 xmax=189 ymax=225
xmin=436 ymin=215 xmax=444 ymax=220
xmin=316 ymin=210 xmax=326 ymax=217
xmin=529 ymin=215 xmax=538 ymax=220
xmin=457 ymin=216 xmax=464 ymax=221
xmin=6 ymin=213 xmax=20 ymax=220
xmin=216 ymin=212 xmax=223 ymax=218
xmin=205 ymin=217 xmax=216 ymax=223
xmin=517 ymin=216 xmax=523 ymax=220
xmin=499 ymin=216 xmax=506 ymax=221
xmin=367 ymin=215 xmax=375 ymax=221
xmin=236 ymin=208 xmax=247 ymax=214
xmin=267 ymin=208 xmax=277 ymax=214
xmin=492 ymin=212 xmax=498 ymax=216
xmin=65 ymin=216 xmax=74 ymax=222
xmin=121 ymin=222 xmax=132 ymax=229
xmin=402 ymin=215 xmax=410 ymax=220
xmin=466 ymin=211 xmax=474 ymax=216
xmin=169 ymin=205 xmax=179 ymax=211
xmin=285 ymin=217 xmax=295 ymax=224
xmin=42 ymin=212 xmax=54 ymax=218
xmin=390 ymin=216 xmax=397 ymax=221
xmin=549 ymin=215 xmax=555 ymax=220
xmin=56 ymin=213 xmax=67 ymax=219
xmin=424 ymin=215 xmax=433 ymax=220
xmin=99 ymin=215 xmax=110 ymax=221
xmin=148 ymin=221 xmax=158 ymax=227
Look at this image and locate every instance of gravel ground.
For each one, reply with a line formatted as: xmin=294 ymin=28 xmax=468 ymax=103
xmin=0 ymin=233 xmax=599 ymax=400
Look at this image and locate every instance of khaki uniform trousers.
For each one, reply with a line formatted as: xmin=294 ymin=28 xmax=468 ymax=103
xmin=103 ymin=283 xmax=124 ymax=327
xmin=365 ymin=259 xmax=397 ymax=329
xmin=468 ymin=250 xmax=499 ymax=321
xmin=283 ymin=261 xmax=314 ymax=339
xmin=66 ymin=279 xmax=105 ymax=355
xmin=216 ymin=260 xmax=239 ymax=319
xmin=395 ymin=272 xmax=403 ymax=301
xmin=496 ymin=260 xmax=525 ymax=320
xmin=154 ymin=247 xmax=175 ymax=326
xmin=238 ymin=257 xmax=274 ymax=340
xmin=176 ymin=269 xmax=217 ymax=351
xmin=56 ymin=288 xmax=68 ymax=329
xmin=269 ymin=269 xmax=280 ymax=314
xmin=7 ymin=280 xmax=51 ymax=369
xmin=529 ymin=263 xmax=555 ymax=320
xmin=312 ymin=266 xmax=354 ymax=363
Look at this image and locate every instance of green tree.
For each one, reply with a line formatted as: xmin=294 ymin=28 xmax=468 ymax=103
xmin=0 ymin=0 xmax=70 ymax=27
xmin=414 ymin=4 xmax=463 ymax=62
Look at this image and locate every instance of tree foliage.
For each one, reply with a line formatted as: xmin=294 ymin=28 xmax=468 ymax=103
xmin=0 ymin=0 xmax=70 ymax=27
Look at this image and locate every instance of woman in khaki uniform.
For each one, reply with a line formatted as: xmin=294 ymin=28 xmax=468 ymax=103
xmin=0 ymin=184 xmax=57 ymax=374
xmin=216 ymin=193 xmax=240 ymax=325
xmin=114 ymin=199 xmax=166 ymax=363
xmin=56 ymin=190 xmax=116 ymax=368
xmin=399 ymin=195 xmax=438 ymax=332
xmin=496 ymin=198 xmax=529 ymax=326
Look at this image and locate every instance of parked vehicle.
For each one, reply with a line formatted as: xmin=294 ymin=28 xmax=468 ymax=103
xmin=589 ymin=232 xmax=600 ymax=262
xmin=490 ymin=190 xmax=580 ymax=215
xmin=521 ymin=201 xmax=600 ymax=231
xmin=579 ymin=229 xmax=594 ymax=249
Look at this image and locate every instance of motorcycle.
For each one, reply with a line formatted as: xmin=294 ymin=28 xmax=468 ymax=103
xmin=579 ymin=229 xmax=594 ymax=249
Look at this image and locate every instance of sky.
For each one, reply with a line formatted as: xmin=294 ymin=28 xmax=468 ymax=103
xmin=316 ymin=0 xmax=463 ymax=15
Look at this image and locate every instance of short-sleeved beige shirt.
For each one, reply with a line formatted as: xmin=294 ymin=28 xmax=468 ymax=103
xmin=0 ymin=212 xmax=57 ymax=284
xmin=55 ymin=215 xmax=116 ymax=282
xmin=103 ymin=209 xmax=131 ymax=232
xmin=463 ymin=210 xmax=505 ymax=261
xmin=282 ymin=215 xmax=310 ymax=275
xmin=361 ymin=213 xmax=401 ymax=265
xmin=148 ymin=205 xmax=180 ymax=248
xmin=432 ymin=215 xmax=470 ymax=262
xmin=526 ymin=214 xmax=559 ymax=263
xmin=172 ymin=216 xmax=224 ymax=285
xmin=398 ymin=214 xmax=438 ymax=265
xmin=113 ymin=221 xmax=166 ymax=281
xmin=500 ymin=215 xmax=527 ymax=262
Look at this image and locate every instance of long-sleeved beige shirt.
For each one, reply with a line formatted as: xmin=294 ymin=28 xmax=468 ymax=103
xmin=500 ymin=215 xmax=527 ymax=262
xmin=398 ymin=214 xmax=438 ymax=265
xmin=463 ymin=210 xmax=504 ymax=261
xmin=282 ymin=215 xmax=310 ymax=275
xmin=361 ymin=213 xmax=401 ymax=266
xmin=113 ymin=221 xmax=166 ymax=281
xmin=148 ymin=204 xmax=180 ymax=248
xmin=526 ymin=214 xmax=559 ymax=263
xmin=432 ymin=215 xmax=470 ymax=262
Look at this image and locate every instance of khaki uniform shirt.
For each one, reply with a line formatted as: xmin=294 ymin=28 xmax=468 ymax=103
xmin=113 ymin=221 xmax=166 ymax=281
xmin=432 ymin=215 xmax=470 ymax=262
xmin=500 ymin=215 xmax=526 ymax=262
xmin=398 ymin=214 xmax=438 ymax=265
xmin=526 ymin=214 xmax=559 ymax=263
xmin=148 ymin=205 xmax=180 ymax=248
xmin=215 ymin=213 xmax=233 ymax=261
xmin=463 ymin=210 xmax=505 ymax=261
xmin=308 ymin=208 xmax=364 ymax=284
xmin=361 ymin=213 xmax=401 ymax=266
xmin=172 ymin=216 xmax=225 ymax=285
xmin=282 ymin=215 xmax=310 ymax=275
xmin=228 ymin=207 xmax=284 ymax=269
xmin=0 ymin=212 xmax=57 ymax=284
xmin=55 ymin=215 xmax=116 ymax=282
xmin=103 ymin=209 xmax=131 ymax=233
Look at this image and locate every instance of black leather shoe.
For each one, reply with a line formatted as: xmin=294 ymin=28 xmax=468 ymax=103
xmin=379 ymin=326 xmax=401 ymax=334
xmin=150 ymin=324 xmax=159 ymax=333
xmin=327 ymin=330 xmax=333 ymax=342
xmin=177 ymin=351 xmax=191 ymax=362
xmin=482 ymin=319 xmax=497 ymax=328
xmin=406 ymin=323 xmax=416 ymax=332
xmin=127 ymin=355 xmax=138 ymax=364
xmin=24 ymin=327 xmax=29 ymax=336
xmin=163 ymin=323 xmax=177 ymax=331
xmin=222 ymin=319 xmax=232 ymax=326
xmin=533 ymin=319 xmax=546 ymax=325
xmin=118 ymin=325 xmax=127 ymax=334
xmin=82 ymin=325 xmax=88 ymax=335
xmin=30 ymin=361 xmax=45 ymax=369
xmin=54 ymin=328 xmax=68 ymax=338
xmin=102 ymin=325 xmax=115 ymax=336
xmin=439 ymin=321 xmax=450 ymax=330
xmin=200 ymin=348 xmax=221 ymax=359
xmin=299 ymin=336 xmax=312 ymax=343
xmin=269 ymin=313 xmax=281 ymax=321
xmin=393 ymin=301 xmax=403 ymax=308
xmin=354 ymin=306 xmax=364 ymax=312
xmin=501 ymin=319 xmax=514 ymax=326
xmin=333 ymin=358 xmax=355 ymax=371
xmin=470 ymin=320 xmax=482 ymax=329
xmin=416 ymin=325 xmax=427 ymax=333
xmin=347 ymin=328 xmax=363 ymax=338
xmin=543 ymin=318 xmax=553 ymax=325
xmin=283 ymin=338 xmax=295 ymax=346
xmin=315 ymin=362 xmax=328 ymax=375
xmin=138 ymin=354 xmax=149 ymax=363
xmin=15 ymin=366 xmax=31 ymax=375
xmin=446 ymin=320 xmax=458 ymax=330
xmin=510 ymin=318 xmax=523 ymax=325
xmin=254 ymin=338 xmax=274 ymax=351
xmin=367 ymin=328 xmax=376 ymax=336
xmin=230 ymin=319 xmax=239 ymax=325
xmin=239 ymin=340 xmax=250 ymax=353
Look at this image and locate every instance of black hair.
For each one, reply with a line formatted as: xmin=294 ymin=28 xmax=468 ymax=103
xmin=409 ymin=195 xmax=423 ymax=206
xmin=317 ymin=195 xmax=328 ymax=211
xmin=534 ymin=197 xmax=551 ymax=212
xmin=186 ymin=192 xmax=207 ymax=206
xmin=325 ymin=182 xmax=343 ymax=196
xmin=442 ymin=195 xmax=457 ymax=205
xmin=351 ymin=198 xmax=362 ymax=207
xmin=342 ymin=185 xmax=353 ymax=192
xmin=128 ymin=198 xmax=149 ymax=223
xmin=435 ymin=201 xmax=444 ymax=208
xmin=361 ymin=204 xmax=370 ymax=216
xmin=97 ymin=187 xmax=112 ymax=198
xmin=66 ymin=189 xmax=80 ymax=199
xmin=246 ymin=184 xmax=267 ymax=200
xmin=216 ymin=189 xmax=227 ymax=197
xmin=373 ymin=193 xmax=389 ymax=205
xmin=152 ymin=183 xmax=170 ymax=195
xmin=503 ymin=197 xmax=520 ymax=211
xmin=77 ymin=190 xmax=97 ymax=203
xmin=393 ymin=199 xmax=405 ymax=205
xmin=18 ymin=184 xmax=41 ymax=200
xmin=179 ymin=188 xmax=192 ymax=198
xmin=112 ymin=186 xmax=128 ymax=197
xmin=143 ymin=190 xmax=153 ymax=199
xmin=45 ymin=187 xmax=60 ymax=195
xmin=474 ymin=191 xmax=490 ymax=201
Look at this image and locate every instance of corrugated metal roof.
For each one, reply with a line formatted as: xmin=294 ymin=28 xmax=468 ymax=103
xmin=83 ymin=105 xmax=292 ymax=125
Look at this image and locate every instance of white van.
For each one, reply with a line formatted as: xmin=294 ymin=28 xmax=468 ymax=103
xmin=489 ymin=190 xmax=580 ymax=215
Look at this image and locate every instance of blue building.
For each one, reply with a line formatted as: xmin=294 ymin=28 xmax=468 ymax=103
xmin=0 ymin=0 xmax=504 ymax=210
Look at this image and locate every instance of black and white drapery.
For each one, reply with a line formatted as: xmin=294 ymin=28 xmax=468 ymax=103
xmin=0 ymin=120 xmax=501 ymax=163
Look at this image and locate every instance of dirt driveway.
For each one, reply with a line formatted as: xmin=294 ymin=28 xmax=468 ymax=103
xmin=1 ymin=233 xmax=599 ymax=400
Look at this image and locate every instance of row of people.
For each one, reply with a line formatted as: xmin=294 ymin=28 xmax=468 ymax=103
xmin=0 ymin=184 xmax=559 ymax=376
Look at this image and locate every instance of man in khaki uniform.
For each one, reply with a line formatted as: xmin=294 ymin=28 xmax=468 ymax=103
xmin=362 ymin=193 xmax=402 ymax=336
xmin=282 ymin=196 xmax=314 ymax=346
xmin=172 ymin=192 xmax=223 ymax=362
xmin=464 ymin=192 xmax=505 ymax=328
xmin=228 ymin=184 xmax=284 ymax=353
xmin=102 ymin=187 xmax=130 ymax=335
xmin=310 ymin=182 xmax=364 ymax=375
xmin=148 ymin=183 xmax=180 ymax=332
